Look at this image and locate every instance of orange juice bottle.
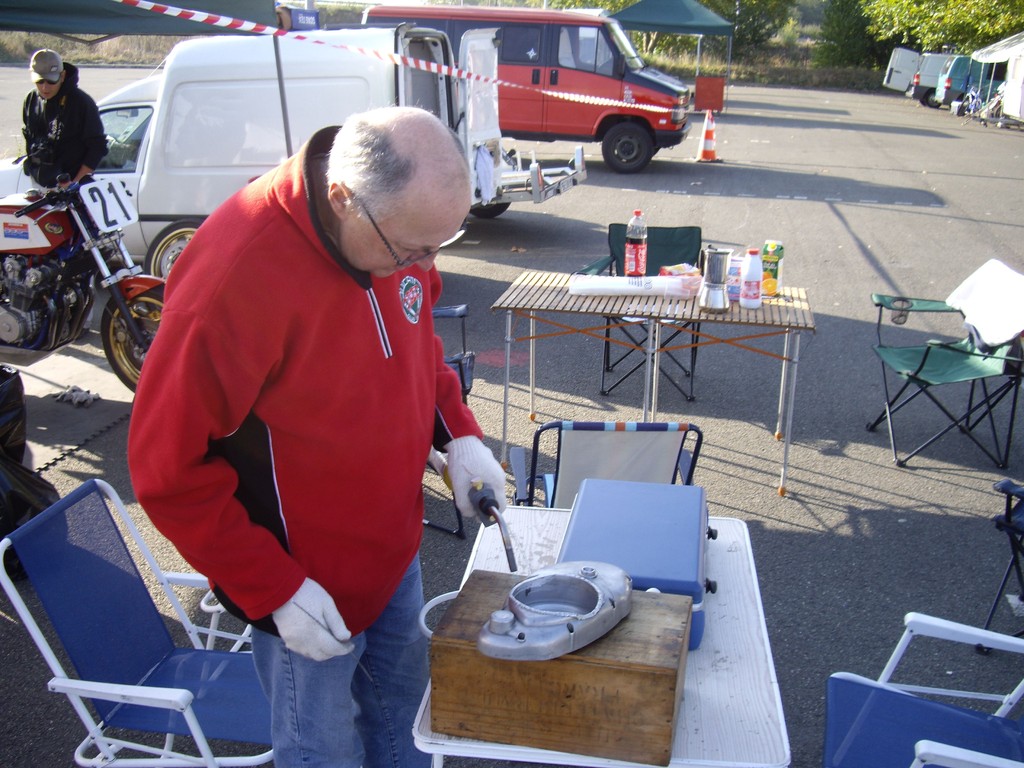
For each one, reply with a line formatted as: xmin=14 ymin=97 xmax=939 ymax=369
xmin=761 ymin=241 xmax=784 ymax=296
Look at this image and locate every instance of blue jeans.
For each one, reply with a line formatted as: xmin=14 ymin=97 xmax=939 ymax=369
xmin=251 ymin=558 xmax=431 ymax=768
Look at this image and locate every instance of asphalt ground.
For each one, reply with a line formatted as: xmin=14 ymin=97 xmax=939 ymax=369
xmin=1 ymin=69 xmax=1024 ymax=767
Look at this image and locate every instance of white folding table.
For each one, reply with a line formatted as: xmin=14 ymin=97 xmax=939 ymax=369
xmin=414 ymin=506 xmax=791 ymax=768
xmin=491 ymin=270 xmax=816 ymax=495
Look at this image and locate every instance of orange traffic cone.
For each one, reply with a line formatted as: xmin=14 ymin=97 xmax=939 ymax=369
xmin=695 ymin=109 xmax=721 ymax=163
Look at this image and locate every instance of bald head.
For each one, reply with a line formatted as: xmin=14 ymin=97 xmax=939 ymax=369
xmin=327 ymin=107 xmax=470 ymax=219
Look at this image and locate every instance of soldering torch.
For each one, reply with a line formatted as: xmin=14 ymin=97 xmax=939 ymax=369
xmin=468 ymin=481 xmax=517 ymax=572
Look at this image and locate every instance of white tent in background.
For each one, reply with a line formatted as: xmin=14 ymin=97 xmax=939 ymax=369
xmin=972 ymin=31 xmax=1024 ymax=121
xmin=972 ymin=31 xmax=1024 ymax=64
xmin=1003 ymin=52 xmax=1024 ymax=120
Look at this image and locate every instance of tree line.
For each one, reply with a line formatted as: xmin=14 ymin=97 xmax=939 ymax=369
xmin=551 ymin=0 xmax=1023 ymax=69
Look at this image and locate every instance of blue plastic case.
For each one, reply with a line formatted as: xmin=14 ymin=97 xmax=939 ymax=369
xmin=556 ymin=478 xmax=709 ymax=649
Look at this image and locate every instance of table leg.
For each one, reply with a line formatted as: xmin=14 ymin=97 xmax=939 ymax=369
xmin=687 ymin=322 xmax=700 ymax=402
xmin=775 ymin=330 xmax=793 ymax=440
xmin=643 ymin=318 xmax=655 ymax=420
xmin=529 ymin=315 xmax=537 ymax=420
xmin=778 ymin=331 xmax=802 ymax=496
xmin=501 ymin=310 xmax=512 ymax=466
xmin=651 ymin=321 xmax=662 ymax=420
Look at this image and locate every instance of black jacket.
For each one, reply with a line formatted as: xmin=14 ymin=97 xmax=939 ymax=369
xmin=22 ymin=62 xmax=107 ymax=187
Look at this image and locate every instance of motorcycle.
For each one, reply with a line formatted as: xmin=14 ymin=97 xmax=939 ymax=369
xmin=0 ymin=179 xmax=163 ymax=391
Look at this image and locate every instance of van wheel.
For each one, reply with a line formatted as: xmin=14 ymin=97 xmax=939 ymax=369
xmin=602 ymin=123 xmax=654 ymax=174
xmin=920 ymin=89 xmax=940 ymax=108
xmin=145 ymin=219 xmax=204 ymax=278
xmin=471 ymin=202 xmax=511 ymax=219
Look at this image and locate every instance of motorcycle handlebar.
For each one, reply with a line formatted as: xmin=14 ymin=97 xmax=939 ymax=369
xmin=14 ymin=180 xmax=82 ymax=218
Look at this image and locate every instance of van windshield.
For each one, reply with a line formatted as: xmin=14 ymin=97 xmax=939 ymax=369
xmin=606 ymin=19 xmax=645 ymax=70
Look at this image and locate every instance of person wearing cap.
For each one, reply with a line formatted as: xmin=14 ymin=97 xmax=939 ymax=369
xmin=127 ymin=106 xmax=506 ymax=768
xmin=21 ymin=49 xmax=107 ymax=188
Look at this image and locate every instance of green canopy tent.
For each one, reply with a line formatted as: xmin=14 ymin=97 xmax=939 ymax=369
xmin=612 ymin=0 xmax=734 ymax=109
xmin=613 ymin=0 xmax=733 ymax=37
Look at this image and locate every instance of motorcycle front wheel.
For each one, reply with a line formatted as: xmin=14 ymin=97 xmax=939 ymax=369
xmin=101 ymin=284 xmax=165 ymax=392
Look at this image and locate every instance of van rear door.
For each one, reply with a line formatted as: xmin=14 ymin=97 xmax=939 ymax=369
xmin=459 ymin=28 xmax=502 ymax=148
xmin=883 ymin=47 xmax=921 ymax=92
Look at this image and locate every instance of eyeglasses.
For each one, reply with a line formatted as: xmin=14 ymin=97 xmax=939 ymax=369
xmin=354 ymin=194 xmax=464 ymax=268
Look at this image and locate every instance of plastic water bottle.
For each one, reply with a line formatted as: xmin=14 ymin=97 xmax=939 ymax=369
xmin=624 ymin=209 xmax=648 ymax=276
xmin=739 ymin=247 xmax=762 ymax=310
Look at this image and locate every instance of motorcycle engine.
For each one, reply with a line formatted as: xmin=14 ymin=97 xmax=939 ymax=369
xmin=0 ymin=257 xmax=67 ymax=344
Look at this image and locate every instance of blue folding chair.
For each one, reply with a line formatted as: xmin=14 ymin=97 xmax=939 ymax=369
xmin=433 ymin=303 xmax=475 ymax=405
xmin=984 ymin=478 xmax=1024 ymax=637
xmin=510 ymin=420 xmax=703 ymax=508
xmin=0 ymin=479 xmax=272 ymax=767
xmin=824 ymin=612 xmax=1024 ymax=768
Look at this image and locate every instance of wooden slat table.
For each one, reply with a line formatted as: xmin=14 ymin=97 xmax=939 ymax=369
xmin=414 ymin=507 xmax=791 ymax=768
xmin=491 ymin=270 xmax=816 ymax=495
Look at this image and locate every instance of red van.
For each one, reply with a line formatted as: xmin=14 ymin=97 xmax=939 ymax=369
xmin=364 ymin=5 xmax=691 ymax=173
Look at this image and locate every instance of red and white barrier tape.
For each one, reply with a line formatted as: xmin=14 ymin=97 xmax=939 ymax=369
xmin=116 ymin=0 xmax=674 ymax=115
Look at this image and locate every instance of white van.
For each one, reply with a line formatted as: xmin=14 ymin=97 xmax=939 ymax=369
xmin=0 ymin=26 xmax=585 ymax=275
xmin=883 ymin=47 xmax=921 ymax=93
xmin=908 ymin=52 xmax=953 ymax=107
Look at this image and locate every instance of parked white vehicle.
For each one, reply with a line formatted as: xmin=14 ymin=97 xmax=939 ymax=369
xmin=0 ymin=26 xmax=585 ymax=275
xmin=883 ymin=47 xmax=921 ymax=93
xmin=908 ymin=52 xmax=953 ymax=108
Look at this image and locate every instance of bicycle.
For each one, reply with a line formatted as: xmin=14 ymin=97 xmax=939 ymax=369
xmin=959 ymin=85 xmax=984 ymax=123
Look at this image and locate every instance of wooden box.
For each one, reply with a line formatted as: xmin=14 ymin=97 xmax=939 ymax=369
xmin=430 ymin=569 xmax=692 ymax=765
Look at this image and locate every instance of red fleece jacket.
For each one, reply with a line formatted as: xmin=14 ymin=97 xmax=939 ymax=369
xmin=128 ymin=127 xmax=481 ymax=634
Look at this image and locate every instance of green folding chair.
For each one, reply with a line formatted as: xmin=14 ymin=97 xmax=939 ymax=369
xmin=867 ymin=261 xmax=1024 ymax=468
xmin=577 ymin=224 xmax=703 ymax=401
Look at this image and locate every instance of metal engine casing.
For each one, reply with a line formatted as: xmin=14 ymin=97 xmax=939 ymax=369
xmin=477 ymin=561 xmax=632 ymax=661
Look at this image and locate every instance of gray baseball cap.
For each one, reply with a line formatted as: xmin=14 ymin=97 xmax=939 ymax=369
xmin=30 ymin=49 xmax=63 ymax=84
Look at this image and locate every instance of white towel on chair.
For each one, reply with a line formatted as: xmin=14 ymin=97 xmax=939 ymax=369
xmin=475 ymin=145 xmax=495 ymax=205
xmin=945 ymin=259 xmax=1024 ymax=348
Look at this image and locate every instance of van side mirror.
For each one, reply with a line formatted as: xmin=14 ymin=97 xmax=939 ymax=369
xmin=615 ymin=56 xmax=626 ymax=79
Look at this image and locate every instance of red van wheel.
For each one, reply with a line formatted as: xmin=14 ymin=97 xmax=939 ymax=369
xmin=602 ymin=123 xmax=654 ymax=174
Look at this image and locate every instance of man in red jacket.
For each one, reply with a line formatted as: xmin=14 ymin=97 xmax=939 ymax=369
xmin=128 ymin=106 xmax=506 ymax=768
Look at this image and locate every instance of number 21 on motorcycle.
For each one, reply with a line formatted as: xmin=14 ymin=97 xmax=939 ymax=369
xmin=0 ymin=179 xmax=164 ymax=391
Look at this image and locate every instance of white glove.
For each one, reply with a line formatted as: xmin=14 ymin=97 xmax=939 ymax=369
xmin=444 ymin=435 xmax=507 ymax=522
xmin=272 ymin=578 xmax=353 ymax=661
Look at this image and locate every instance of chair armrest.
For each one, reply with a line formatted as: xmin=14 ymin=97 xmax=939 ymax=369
xmin=913 ymin=740 xmax=1024 ymax=768
xmin=432 ymin=304 xmax=468 ymax=319
xmin=926 ymin=339 xmax=1023 ymax=366
xmin=872 ymin=294 xmax=958 ymax=313
xmin=575 ymin=255 xmax=613 ymax=275
xmin=904 ymin=612 xmax=1024 ymax=655
xmin=49 ymin=677 xmax=193 ymax=710
xmin=995 ymin=478 xmax=1024 ymax=501
xmin=164 ymin=571 xmax=209 ymax=590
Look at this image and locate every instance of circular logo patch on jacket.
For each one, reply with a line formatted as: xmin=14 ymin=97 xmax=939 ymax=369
xmin=399 ymin=276 xmax=423 ymax=323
